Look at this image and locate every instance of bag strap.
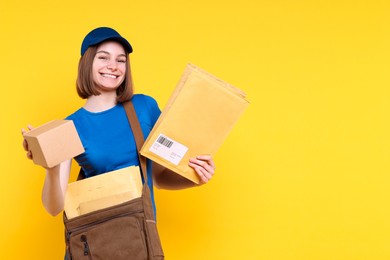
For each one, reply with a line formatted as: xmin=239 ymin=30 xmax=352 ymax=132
xmin=123 ymin=100 xmax=155 ymax=220
xmin=123 ymin=101 xmax=148 ymax=182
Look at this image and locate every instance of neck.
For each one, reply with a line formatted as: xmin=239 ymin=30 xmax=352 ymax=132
xmin=84 ymin=92 xmax=118 ymax=112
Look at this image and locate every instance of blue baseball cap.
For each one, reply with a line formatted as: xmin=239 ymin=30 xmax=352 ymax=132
xmin=81 ymin=27 xmax=133 ymax=56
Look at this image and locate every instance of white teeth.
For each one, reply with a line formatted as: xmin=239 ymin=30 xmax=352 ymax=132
xmin=101 ymin=74 xmax=118 ymax=79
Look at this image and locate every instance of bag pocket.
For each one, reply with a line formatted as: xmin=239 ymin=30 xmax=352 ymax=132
xmin=145 ymin=220 xmax=164 ymax=258
xmin=69 ymin=215 xmax=148 ymax=260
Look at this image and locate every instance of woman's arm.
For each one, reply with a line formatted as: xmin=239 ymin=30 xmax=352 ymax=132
xmin=153 ymin=155 xmax=216 ymax=190
xmin=41 ymin=160 xmax=71 ymax=216
xmin=22 ymin=126 xmax=71 ymax=216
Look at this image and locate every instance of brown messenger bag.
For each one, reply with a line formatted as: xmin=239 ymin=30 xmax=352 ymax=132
xmin=63 ymin=100 xmax=164 ymax=260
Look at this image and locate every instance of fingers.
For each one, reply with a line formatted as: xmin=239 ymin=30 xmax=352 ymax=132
xmin=21 ymin=128 xmax=29 ymax=151
xmin=21 ymin=125 xmax=34 ymax=134
xmin=22 ymin=138 xmax=33 ymax=160
xmin=22 ymin=138 xmax=28 ymax=151
xmin=188 ymin=155 xmax=216 ymax=184
xmin=21 ymin=125 xmax=34 ymax=160
xmin=26 ymin=150 xmax=33 ymax=160
xmin=195 ymin=155 xmax=215 ymax=168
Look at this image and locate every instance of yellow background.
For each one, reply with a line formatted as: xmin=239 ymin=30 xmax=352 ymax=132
xmin=1 ymin=0 xmax=390 ymax=259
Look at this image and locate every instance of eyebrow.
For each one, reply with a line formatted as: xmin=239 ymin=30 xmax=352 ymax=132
xmin=96 ymin=50 xmax=126 ymax=57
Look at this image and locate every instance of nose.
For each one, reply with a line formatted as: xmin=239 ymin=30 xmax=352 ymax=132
xmin=106 ymin=60 xmax=117 ymax=70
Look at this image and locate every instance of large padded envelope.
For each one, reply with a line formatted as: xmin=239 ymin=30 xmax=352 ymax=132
xmin=64 ymin=166 xmax=142 ymax=219
xmin=140 ymin=64 xmax=249 ymax=183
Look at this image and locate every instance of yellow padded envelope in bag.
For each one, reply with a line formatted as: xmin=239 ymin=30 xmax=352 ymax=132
xmin=64 ymin=166 xmax=142 ymax=219
xmin=140 ymin=64 xmax=249 ymax=184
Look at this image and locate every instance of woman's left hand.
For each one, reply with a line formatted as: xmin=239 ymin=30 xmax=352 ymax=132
xmin=188 ymin=155 xmax=216 ymax=184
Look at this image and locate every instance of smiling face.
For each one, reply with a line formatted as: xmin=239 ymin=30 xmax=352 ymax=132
xmin=92 ymin=41 xmax=127 ymax=92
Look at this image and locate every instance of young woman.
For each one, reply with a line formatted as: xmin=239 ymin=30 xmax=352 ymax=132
xmin=21 ymin=27 xmax=216 ymax=218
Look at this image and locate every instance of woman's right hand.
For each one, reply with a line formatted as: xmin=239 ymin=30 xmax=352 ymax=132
xmin=21 ymin=125 xmax=34 ymax=160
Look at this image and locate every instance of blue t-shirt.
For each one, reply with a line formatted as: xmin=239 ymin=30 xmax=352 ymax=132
xmin=66 ymin=94 xmax=161 ymax=213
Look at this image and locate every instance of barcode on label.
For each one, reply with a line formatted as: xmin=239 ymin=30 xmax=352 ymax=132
xmin=150 ymin=134 xmax=188 ymax=165
xmin=157 ymin=135 xmax=173 ymax=148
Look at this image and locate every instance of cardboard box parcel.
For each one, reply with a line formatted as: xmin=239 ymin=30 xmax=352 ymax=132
xmin=64 ymin=166 xmax=142 ymax=219
xmin=140 ymin=63 xmax=249 ymax=184
xmin=23 ymin=120 xmax=84 ymax=168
